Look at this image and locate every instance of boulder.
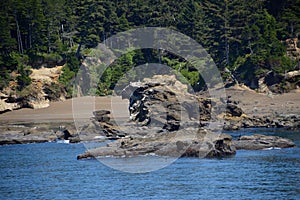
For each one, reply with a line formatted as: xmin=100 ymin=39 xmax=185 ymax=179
xmin=93 ymin=110 xmax=111 ymax=122
xmin=55 ymin=129 xmax=74 ymax=140
xmin=233 ymin=134 xmax=296 ymax=150
xmin=226 ymin=103 xmax=243 ymax=117
xmin=80 ymin=109 xmax=126 ymax=139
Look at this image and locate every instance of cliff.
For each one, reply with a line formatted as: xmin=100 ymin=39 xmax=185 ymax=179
xmin=0 ymin=66 xmax=66 ymax=113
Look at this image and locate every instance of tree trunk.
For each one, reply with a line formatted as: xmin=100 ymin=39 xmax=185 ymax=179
xmin=76 ymin=43 xmax=82 ymax=59
xmin=15 ymin=14 xmax=23 ymax=54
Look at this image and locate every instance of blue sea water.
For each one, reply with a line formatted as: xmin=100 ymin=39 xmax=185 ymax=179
xmin=0 ymin=129 xmax=299 ymax=200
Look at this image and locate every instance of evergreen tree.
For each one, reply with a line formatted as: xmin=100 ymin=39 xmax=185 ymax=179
xmin=281 ymin=0 xmax=300 ymax=38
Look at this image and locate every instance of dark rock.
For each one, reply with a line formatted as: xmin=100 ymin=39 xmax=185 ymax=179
xmin=96 ymin=116 xmax=111 ymax=122
xmin=233 ymin=134 xmax=296 ymax=150
xmin=80 ymin=109 xmax=127 ymax=140
xmin=93 ymin=110 xmax=111 ymax=116
xmin=93 ymin=110 xmax=111 ymax=122
xmin=69 ymin=137 xmax=81 ymax=143
xmin=63 ymin=129 xmax=73 ymax=140
xmin=77 ymin=129 xmax=236 ymax=159
xmin=121 ymin=75 xmax=210 ymax=131
xmin=226 ymin=103 xmax=243 ymax=117
xmin=55 ymin=128 xmax=74 ymax=140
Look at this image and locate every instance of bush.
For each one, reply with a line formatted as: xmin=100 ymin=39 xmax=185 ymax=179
xmin=0 ymin=69 xmax=11 ymax=89
xmin=17 ymin=65 xmax=32 ymax=91
xmin=43 ymin=83 xmax=63 ymax=101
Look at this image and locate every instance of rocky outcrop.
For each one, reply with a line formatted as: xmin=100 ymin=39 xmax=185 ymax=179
xmin=0 ymin=127 xmax=56 ymax=145
xmin=77 ymin=75 xmax=296 ymax=160
xmin=78 ymin=75 xmax=236 ymax=159
xmin=0 ymin=122 xmax=81 ymax=145
xmin=77 ymin=129 xmax=236 ymax=159
xmin=121 ymin=75 xmax=210 ymax=131
xmin=0 ymin=93 xmax=21 ymax=114
xmin=0 ymin=66 xmax=65 ymax=113
xmin=223 ymin=114 xmax=300 ymax=130
xmin=81 ymin=109 xmax=126 ymax=139
xmin=286 ymin=38 xmax=300 ymax=60
xmin=233 ymin=134 xmax=296 ymax=150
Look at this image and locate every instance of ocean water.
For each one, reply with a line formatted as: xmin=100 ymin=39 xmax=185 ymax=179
xmin=0 ymin=129 xmax=299 ymax=200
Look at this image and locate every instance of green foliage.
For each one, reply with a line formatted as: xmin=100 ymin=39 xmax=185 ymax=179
xmin=58 ymin=54 xmax=80 ymax=97
xmin=0 ymin=69 xmax=11 ymax=89
xmin=43 ymin=83 xmax=62 ymax=100
xmin=269 ymin=56 xmax=295 ymax=74
xmin=59 ymin=66 xmax=75 ymax=97
xmin=17 ymin=65 xmax=32 ymax=91
xmin=0 ymin=0 xmax=298 ymax=95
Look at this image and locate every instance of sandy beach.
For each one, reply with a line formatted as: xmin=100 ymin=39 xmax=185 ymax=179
xmin=0 ymin=87 xmax=299 ymax=125
xmin=0 ymin=96 xmax=129 ymax=124
xmin=225 ymin=86 xmax=300 ymax=117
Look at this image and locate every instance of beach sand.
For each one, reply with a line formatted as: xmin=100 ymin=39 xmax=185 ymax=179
xmin=0 ymin=96 xmax=129 ymax=124
xmin=0 ymin=87 xmax=299 ymax=125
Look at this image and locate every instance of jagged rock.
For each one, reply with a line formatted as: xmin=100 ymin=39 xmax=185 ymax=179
xmin=55 ymin=129 xmax=74 ymax=140
xmin=93 ymin=109 xmax=124 ymax=138
xmin=233 ymin=134 xmax=296 ymax=150
xmin=121 ymin=75 xmax=209 ymax=131
xmin=77 ymin=129 xmax=236 ymax=159
xmin=80 ymin=109 xmax=126 ymax=139
xmin=226 ymin=103 xmax=243 ymax=117
xmin=0 ymin=128 xmax=56 ymax=145
xmin=27 ymin=98 xmax=50 ymax=109
xmin=77 ymin=75 xmax=237 ymax=159
xmin=93 ymin=110 xmax=111 ymax=122
xmin=0 ymin=93 xmax=23 ymax=113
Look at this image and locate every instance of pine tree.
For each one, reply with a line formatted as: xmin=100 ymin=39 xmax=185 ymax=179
xmin=42 ymin=0 xmax=66 ymax=53
xmin=26 ymin=0 xmax=47 ymax=53
xmin=74 ymin=0 xmax=105 ymax=56
xmin=0 ymin=1 xmax=17 ymax=56
xmin=281 ymin=0 xmax=300 ymax=38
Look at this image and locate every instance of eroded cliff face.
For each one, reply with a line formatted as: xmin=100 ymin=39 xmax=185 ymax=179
xmin=0 ymin=66 xmax=66 ymax=113
xmin=286 ymin=38 xmax=300 ymax=60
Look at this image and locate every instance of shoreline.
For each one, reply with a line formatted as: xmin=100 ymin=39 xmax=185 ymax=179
xmin=1 ymin=87 xmax=299 ymax=123
xmin=0 ymin=96 xmax=129 ymax=123
xmin=0 ymin=87 xmax=299 ymax=145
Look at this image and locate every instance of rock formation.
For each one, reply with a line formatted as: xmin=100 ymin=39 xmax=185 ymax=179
xmin=233 ymin=134 xmax=296 ymax=150
xmin=78 ymin=75 xmax=237 ymax=159
xmin=77 ymin=129 xmax=236 ymax=159
xmin=81 ymin=109 xmax=126 ymax=140
xmin=121 ymin=75 xmax=211 ymax=131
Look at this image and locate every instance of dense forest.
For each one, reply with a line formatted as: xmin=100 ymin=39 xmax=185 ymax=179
xmin=0 ymin=0 xmax=299 ymax=96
